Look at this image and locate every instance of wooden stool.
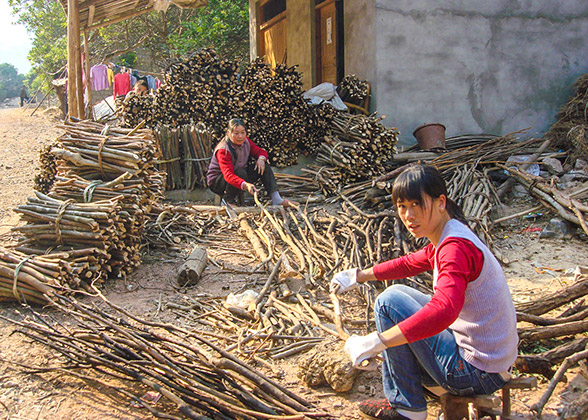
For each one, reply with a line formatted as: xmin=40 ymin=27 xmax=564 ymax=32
xmin=440 ymin=377 xmax=537 ymax=420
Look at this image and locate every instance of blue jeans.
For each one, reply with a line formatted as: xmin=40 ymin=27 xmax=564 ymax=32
xmin=374 ymin=284 xmax=509 ymax=412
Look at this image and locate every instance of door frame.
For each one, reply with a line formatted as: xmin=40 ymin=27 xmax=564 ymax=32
xmin=314 ymin=0 xmax=344 ymax=84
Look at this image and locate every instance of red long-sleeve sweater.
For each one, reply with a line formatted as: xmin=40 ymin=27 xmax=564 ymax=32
xmin=373 ymin=238 xmax=484 ymax=342
xmin=214 ymin=138 xmax=269 ymax=189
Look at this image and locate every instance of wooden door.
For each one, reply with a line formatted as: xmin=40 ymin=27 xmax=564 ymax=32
xmin=316 ymin=0 xmax=337 ymax=84
xmin=260 ymin=13 xmax=287 ymax=68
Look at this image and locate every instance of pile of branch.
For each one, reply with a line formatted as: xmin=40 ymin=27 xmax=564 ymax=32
xmin=336 ymin=74 xmax=369 ymax=106
xmin=235 ymin=194 xmax=428 ymax=293
xmin=447 ymin=166 xmax=497 ymax=246
xmin=142 ymin=203 xmax=218 ymax=250
xmin=501 ymin=165 xmax=588 ymax=237
xmin=149 ymin=49 xmax=360 ymax=167
xmin=3 ymin=294 xmax=329 ymax=419
xmin=515 ymin=271 xmax=588 ymax=379
xmin=117 ymin=92 xmax=156 ymax=128
xmin=315 ymin=113 xmax=399 ymax=184
xmin=155 ymin=123 xmax=213 ymax=190
xmin=544 ymin=73 xmax=588 ymax=159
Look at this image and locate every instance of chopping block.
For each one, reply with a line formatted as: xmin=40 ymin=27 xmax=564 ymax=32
xmin=440 ymin=376 xmax=537 ymax=420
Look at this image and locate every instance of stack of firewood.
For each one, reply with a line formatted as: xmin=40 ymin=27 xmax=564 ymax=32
xmin=33 ymin=144 xmax=58 ymax=193
xmin=148 ymin=50 xmax=345 ymax=167
xmin=337 ymin=74 xmax=370 ymax=106
xmin=117 ymin=92 xmax=156 ymax=128
xmin=13 ymin=192 xmax=130 ymax=281
xmin=315 ymin=113 xmax=399 ymax=184
xmin=153 ymin=48 xmax=240 ymax=137
xmin=11 ymin=120 xmax=166 ymax=302
xmin=155 ymin=123 xmax=214 ymax=190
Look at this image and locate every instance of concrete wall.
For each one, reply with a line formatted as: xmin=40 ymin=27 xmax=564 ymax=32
xmin=373 ymin=1 xmax=588 ymax=144
xmin=344 ymin=0 xmax=376 ymax=105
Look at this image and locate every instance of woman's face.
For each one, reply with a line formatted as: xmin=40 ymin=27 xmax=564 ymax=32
xmin=228 ymin=125 xmax=247 ymax=146
xmin=396 ymin=193 xmax=447 ymax=240
xmin=135 ymin=84 xmax=148 ymax=96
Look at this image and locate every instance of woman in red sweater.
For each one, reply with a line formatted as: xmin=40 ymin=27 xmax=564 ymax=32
xmin=331 ymin=165 xmax=518 ymax=420
xmin=206 ymin=118 xmax=297 ymax=207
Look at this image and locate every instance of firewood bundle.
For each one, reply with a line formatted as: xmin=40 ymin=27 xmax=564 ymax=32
xmin=238 ymin=60 xmax=320 ymax=166
xmin=50 ymin=120 xmax=161 ymax=182
xmin=116 ymin=92 xmax=156 ymax=128
xmin=12 ymin=120 xmax=167 ymax=302
xmin=153 ymin=48 xmax=240 ymax=136
xmin=150 ymin=49 xmax=343 ymax=167
xmin=33 ymin=143 xmax=58 ymax=193
xmin=0 ymin=246 xmax=77 ymax=304
xmin=154 ymin=123 xmax=213 ymax=190
xmin=12 ymin=192 xmax=138 ymax=282
xmin=336 ymin=74 xmax=370 ymax=106
xmin=315 ymin=113 xmax=399 ymax=184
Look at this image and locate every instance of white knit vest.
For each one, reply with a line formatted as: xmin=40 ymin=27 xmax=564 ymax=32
xmin=433 ymin=220 xmax=518 ymax=372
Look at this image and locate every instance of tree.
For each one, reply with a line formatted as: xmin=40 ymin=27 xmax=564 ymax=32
xmin=168 ymin=0 xmax=249 ymax=64
xmin=0 ymin=63 xmax=26 ymax=101
xmin=8 ymin=0 xmax=249 ymax=88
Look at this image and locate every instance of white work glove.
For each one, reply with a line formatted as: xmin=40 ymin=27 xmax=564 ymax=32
xmin=344 ymin=332 xmax=387 ymax=370
xmin=329 ymin=268 xmax=359 ymax=295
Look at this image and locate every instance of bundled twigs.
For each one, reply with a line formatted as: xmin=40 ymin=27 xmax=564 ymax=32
xmin=142 ymin=203 xmax=218 ymax=249
xmin=155 ymin=123 xmax=213 ymax=190
xmin=430 ymin=132 xmax=539 ymax=174
xmin=0 ymin=246 xmax=72 ymax=304
xmin=499 ymin=165 xmax=588 ymax=237
xmin=2 ymin=293 xmax=331 ymax=419
xmin=315 ymin=113 xmax=399 ymax=185
xmin=117 ymin=92 xmax=156 ymax=128
xmin=336 ymin=75 xmax=369 ymax=107
xmin=33 ymin=143 xmax=58 ymax=193
xmin=50 ymin=119 xmax=162 ymax=182
xmin=447 ymin=166 xmax=497 ymax=245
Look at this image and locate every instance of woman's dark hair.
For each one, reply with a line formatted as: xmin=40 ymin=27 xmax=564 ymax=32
xmin=136 ymin=79 xmax=148 ymax=89
xmin=227 ymin=118 xmax=246 ymax=133
xmin=391 ymin=164 xmax=468 ymax=225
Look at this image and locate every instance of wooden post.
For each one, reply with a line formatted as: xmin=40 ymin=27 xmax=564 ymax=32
xmin=67 ymin=0 xmax=81 ymax=119
xmin=83 ymin=30 xmax=92 ymax=119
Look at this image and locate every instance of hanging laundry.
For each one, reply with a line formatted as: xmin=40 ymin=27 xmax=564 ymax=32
xmin=130 ymin=73 xmax=137 ymax=88
xmin=156 ymin=78 xmax=161 ymax=89
xmin=113 ymin=72 xmax=131 ymax=97
xmin=107 ymin=67 xmax=114 ymax=86
xmin=90 ymin=64 xmax=109 ymax=91
xmin=145 ymin=75 xmax=157 ymax=90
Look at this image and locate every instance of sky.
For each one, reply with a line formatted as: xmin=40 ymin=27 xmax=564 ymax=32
xmin=0 ymin=0 xmax=32 ymax=74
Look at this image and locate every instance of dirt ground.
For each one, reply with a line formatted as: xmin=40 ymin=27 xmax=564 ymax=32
xmin=0 ymin=106 xmax=587 ymax=420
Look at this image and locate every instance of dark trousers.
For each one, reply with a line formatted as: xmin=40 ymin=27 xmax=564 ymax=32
xmin=209 ymin=159 xmax=279 ymax=202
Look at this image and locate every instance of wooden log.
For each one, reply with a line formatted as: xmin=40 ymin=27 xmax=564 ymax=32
xmin=515 ymin=275 xmax=588 ymax=316
xmin=519 ymin=319 xmax=588 ymax=341
xmin=177 ymin=246 xmax=208 ymax=287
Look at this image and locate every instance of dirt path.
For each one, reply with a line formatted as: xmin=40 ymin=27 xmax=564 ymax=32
xmin=0 ymin=107 xmax=587 ymax=419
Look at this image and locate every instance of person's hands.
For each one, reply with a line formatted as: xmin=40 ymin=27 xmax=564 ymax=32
xmin=254 ymin=156 xmax=266 ymax=175
xmin=329 ymin=268 xmax=359 ymax=295
xmin=243 ymin=182 xmax=258 ymax=195
xmin=344 ymin=332 xmax=387 ymax=370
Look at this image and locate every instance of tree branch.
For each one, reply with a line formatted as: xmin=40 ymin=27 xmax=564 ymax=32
xmin=101 ymin=33 xmax=151 ymax=63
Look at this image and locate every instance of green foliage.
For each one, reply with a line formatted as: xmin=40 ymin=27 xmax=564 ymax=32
xmin=0 ymin=63 xmax=26 ymax=101
xmin=118 ymin=52 xmax=138 ymax=67
xmin=8 ymin=0 xmax=250 ymax=90
xmin=168 ymin=0 xmax=249 ymax=63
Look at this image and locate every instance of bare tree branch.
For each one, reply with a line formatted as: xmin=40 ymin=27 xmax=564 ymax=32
xmin=101 ymin=33 xmax=151 ymax=63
